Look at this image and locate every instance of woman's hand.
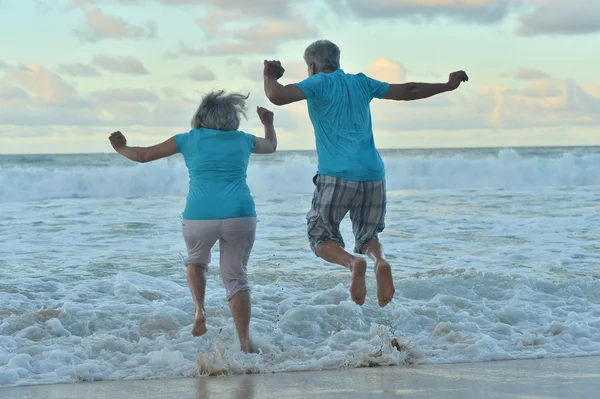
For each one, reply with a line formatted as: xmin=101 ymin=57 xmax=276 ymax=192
xmin=109 ymin=131 xmax=127 ymax=152
xmin=256 ymin=106 xmax=274 ymax=126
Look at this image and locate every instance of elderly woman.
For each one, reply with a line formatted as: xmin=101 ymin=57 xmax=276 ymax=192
xmin=109 ymin=90 xmax=277 ymax=353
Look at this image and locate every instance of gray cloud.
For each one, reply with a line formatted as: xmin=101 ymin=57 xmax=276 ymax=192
xmin=92 ymin=55 xmax=150 ymax=75
xmin=57 ymin=63 xmax=102 ymax=77
xmin=515 ymin=68 xmax=550 ymax=80
xmin=0 ymin=60 xmax=7 ymax=69
xmin=516 ymin=1 xmax=600 ymax=36
xmin=0 ymin=83 xmax=29 ymax=101
xmin=329 ymin=0 xmax=514 ymax=24
xmin=73 ymin=7 xmax=156 ymax=42
xmin=182 ymin=66 xmax=217 ymax=81
xmin=89 ymin=88 xmax=159 ymax=103
xmin=162 ymin=87 xmax=182 ymax=98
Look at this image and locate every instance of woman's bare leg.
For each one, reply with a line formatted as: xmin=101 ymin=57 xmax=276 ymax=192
xmin=187 ymin=263 xmax=208 ymax=336
xmin=228 ymin=289 xmax=251 ymax=352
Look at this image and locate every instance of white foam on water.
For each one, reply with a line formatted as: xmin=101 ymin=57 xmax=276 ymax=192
xmin=1 ymin=148 xmax=600 ymax=387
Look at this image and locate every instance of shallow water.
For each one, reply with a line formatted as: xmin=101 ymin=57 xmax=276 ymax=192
xmin=1 ymin=147 xmax=600 ymax=386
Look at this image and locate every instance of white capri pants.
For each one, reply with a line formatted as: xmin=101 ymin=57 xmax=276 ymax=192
xmin=181 ymin=217 xmax=256 ymax=300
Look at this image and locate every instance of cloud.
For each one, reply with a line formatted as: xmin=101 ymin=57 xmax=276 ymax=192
xmin=0 ymin=60 xmax=7 ymax=69
xmin=73 ymin=7 xmax=156 ymax=42
xmin=0 ymin=63 xmax=193 ymax=129
xmin=329 ymin=0 xmax=514 ymax=24
xmin=517 ymin=80 xmax=564 ymax=98
xmin=181 ymin=66 xmax=217 ymax=81
xmin=226 ymin=57 xmax=243 ymax=66
xmin=92 ymin=55 xmax=149 ymax=75
xmin=232 ymin=12 xmax=317 ymax=41
xmin=363 ymin=58 xmax=407 ymax=83
xmin=194 ymin=0 xmax=296 ymax=18
xmin=57 ymin=63 xmax=102 ymax=77
xmin=89 ymin=88 xmax=159 ymax=103
xmin=170 ymin=12 xmax=318 ymax=57
xmin=516 ymin=0 xmax=600 ymax=36
xmin=0 ymin=83 xmax=29 ymax=101
xmin=515 ymin=68 xmax=550 ymax=80
xmin=3 ymin=64 xmax=84 ymax=107
xmin=162 ymin=87 xmax=182 ymax=98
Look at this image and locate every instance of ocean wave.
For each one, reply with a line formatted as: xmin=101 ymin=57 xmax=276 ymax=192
xmin=1 ymin=149 xmax=599 ymax=202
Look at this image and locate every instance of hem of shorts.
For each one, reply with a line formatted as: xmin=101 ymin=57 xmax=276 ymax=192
xmin=310 ymin=237 xmax=346 ymax=255
xmin=316 ymin=171 xmax=385 ymax=182
xmin=354 ymin=236 xmax=380 ymax=255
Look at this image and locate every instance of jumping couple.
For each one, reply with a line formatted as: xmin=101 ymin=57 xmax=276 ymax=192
xmin=109 ymin=40 xmax=469 ymax=352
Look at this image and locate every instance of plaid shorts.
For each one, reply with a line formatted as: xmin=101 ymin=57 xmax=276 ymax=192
xmin=306 ymin=174 xmax=386 ymax=254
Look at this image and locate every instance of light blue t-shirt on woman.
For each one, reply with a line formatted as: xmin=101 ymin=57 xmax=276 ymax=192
xmin=295 ymin=69 xmax=390 ymax=181
xmin=175 ymin=128 xmax=256 ymax=220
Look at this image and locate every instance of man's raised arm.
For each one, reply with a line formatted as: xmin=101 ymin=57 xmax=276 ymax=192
xmin=263 ymin=60 xmax=306 ymax=106
xmin=384 ymin=71 xmax=469 ymax=101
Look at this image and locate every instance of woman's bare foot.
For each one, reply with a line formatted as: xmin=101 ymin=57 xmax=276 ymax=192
xmin=375 ymin=260 xmax=395 ymax=307
xmin=192 ymin=306 xmax=207 ymax=337
xmin=349 ymin=257 xmax=367 ymax=305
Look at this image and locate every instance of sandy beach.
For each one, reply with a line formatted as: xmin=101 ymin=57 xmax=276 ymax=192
xmin=3 ymin=356 xmax=599 ymax=399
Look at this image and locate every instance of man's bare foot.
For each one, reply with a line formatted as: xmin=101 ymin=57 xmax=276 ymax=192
xmin=349 ymin=257 xmax=367 ymax=305
xmin=375 ymin=260 xmax=395 ymax=307
xmin=192 ymin=307 xmax=207 ymax=337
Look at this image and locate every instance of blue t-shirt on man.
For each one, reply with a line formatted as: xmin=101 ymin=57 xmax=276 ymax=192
xmin=175 ymin=129 xmax=256 ymax=220
xmin=295 ymin=69 xmax=390 ymax=181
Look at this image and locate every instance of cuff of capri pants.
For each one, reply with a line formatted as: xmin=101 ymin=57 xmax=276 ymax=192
xmin=179 ymin=253 xmax=209 ymax=271
xmin=226 ymin=285 xmax=250 ymax=301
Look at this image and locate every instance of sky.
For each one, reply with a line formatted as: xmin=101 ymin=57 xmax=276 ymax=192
xmin=0 ymin=0 xmax=599 ymax=154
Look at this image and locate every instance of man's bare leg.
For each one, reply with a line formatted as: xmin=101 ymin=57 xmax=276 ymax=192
xmin=315 ymin=240 xmax=367 ymax=305
xmin=228 ymin=289 xmax=252 ymax=353
xmin=362 ymin=239 xmax=395 ymax=307
xmin=187 ymin=263 xmax=207 ymax=336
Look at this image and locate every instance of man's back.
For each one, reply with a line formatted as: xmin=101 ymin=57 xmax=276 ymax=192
xmin=295 ymin=69 xmax=390 ymax=181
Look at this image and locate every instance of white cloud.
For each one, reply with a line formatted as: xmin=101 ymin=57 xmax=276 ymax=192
xmin=73 ymin=7 xmax=156 ymax=42
xmin=171 ymin=12 xmax=318 ymax=58
xmin=4 ymin=64 xmax=84 ymax=107
xmin=363 ymin=58 xmax=407 ymax=83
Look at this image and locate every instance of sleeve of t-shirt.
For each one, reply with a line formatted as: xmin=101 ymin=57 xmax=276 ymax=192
xmin=245 ymin=133 xmax=255 ymax=153
xmin=294 ymin=73 xmax=325 ymax=99
xmin=362 ymin=74 xmax=390 ymax=99
xmin=174 ymin=132 xmax=189 ymax=153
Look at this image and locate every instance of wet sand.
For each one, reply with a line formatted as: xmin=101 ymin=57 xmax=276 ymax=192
xmin=3 ymin=356 xmax=599 ymax=399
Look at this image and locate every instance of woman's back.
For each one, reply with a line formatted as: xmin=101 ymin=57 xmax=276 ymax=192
xmin=176 ymin=128 xmax=255 ymax=220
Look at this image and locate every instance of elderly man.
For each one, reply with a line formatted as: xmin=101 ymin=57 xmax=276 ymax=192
xmin=263 ymin=39 xmax=468 ymax=307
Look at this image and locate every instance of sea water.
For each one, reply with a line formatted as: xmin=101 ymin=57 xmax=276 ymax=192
xmin=1 ymin=147 xmax=599 ymax=386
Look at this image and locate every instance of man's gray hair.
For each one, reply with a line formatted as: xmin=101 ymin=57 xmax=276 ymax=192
xmin=303 ymin=40 xmax=341 ymax=71
xmin=191 ymin=90 xmax=249 ymax=131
